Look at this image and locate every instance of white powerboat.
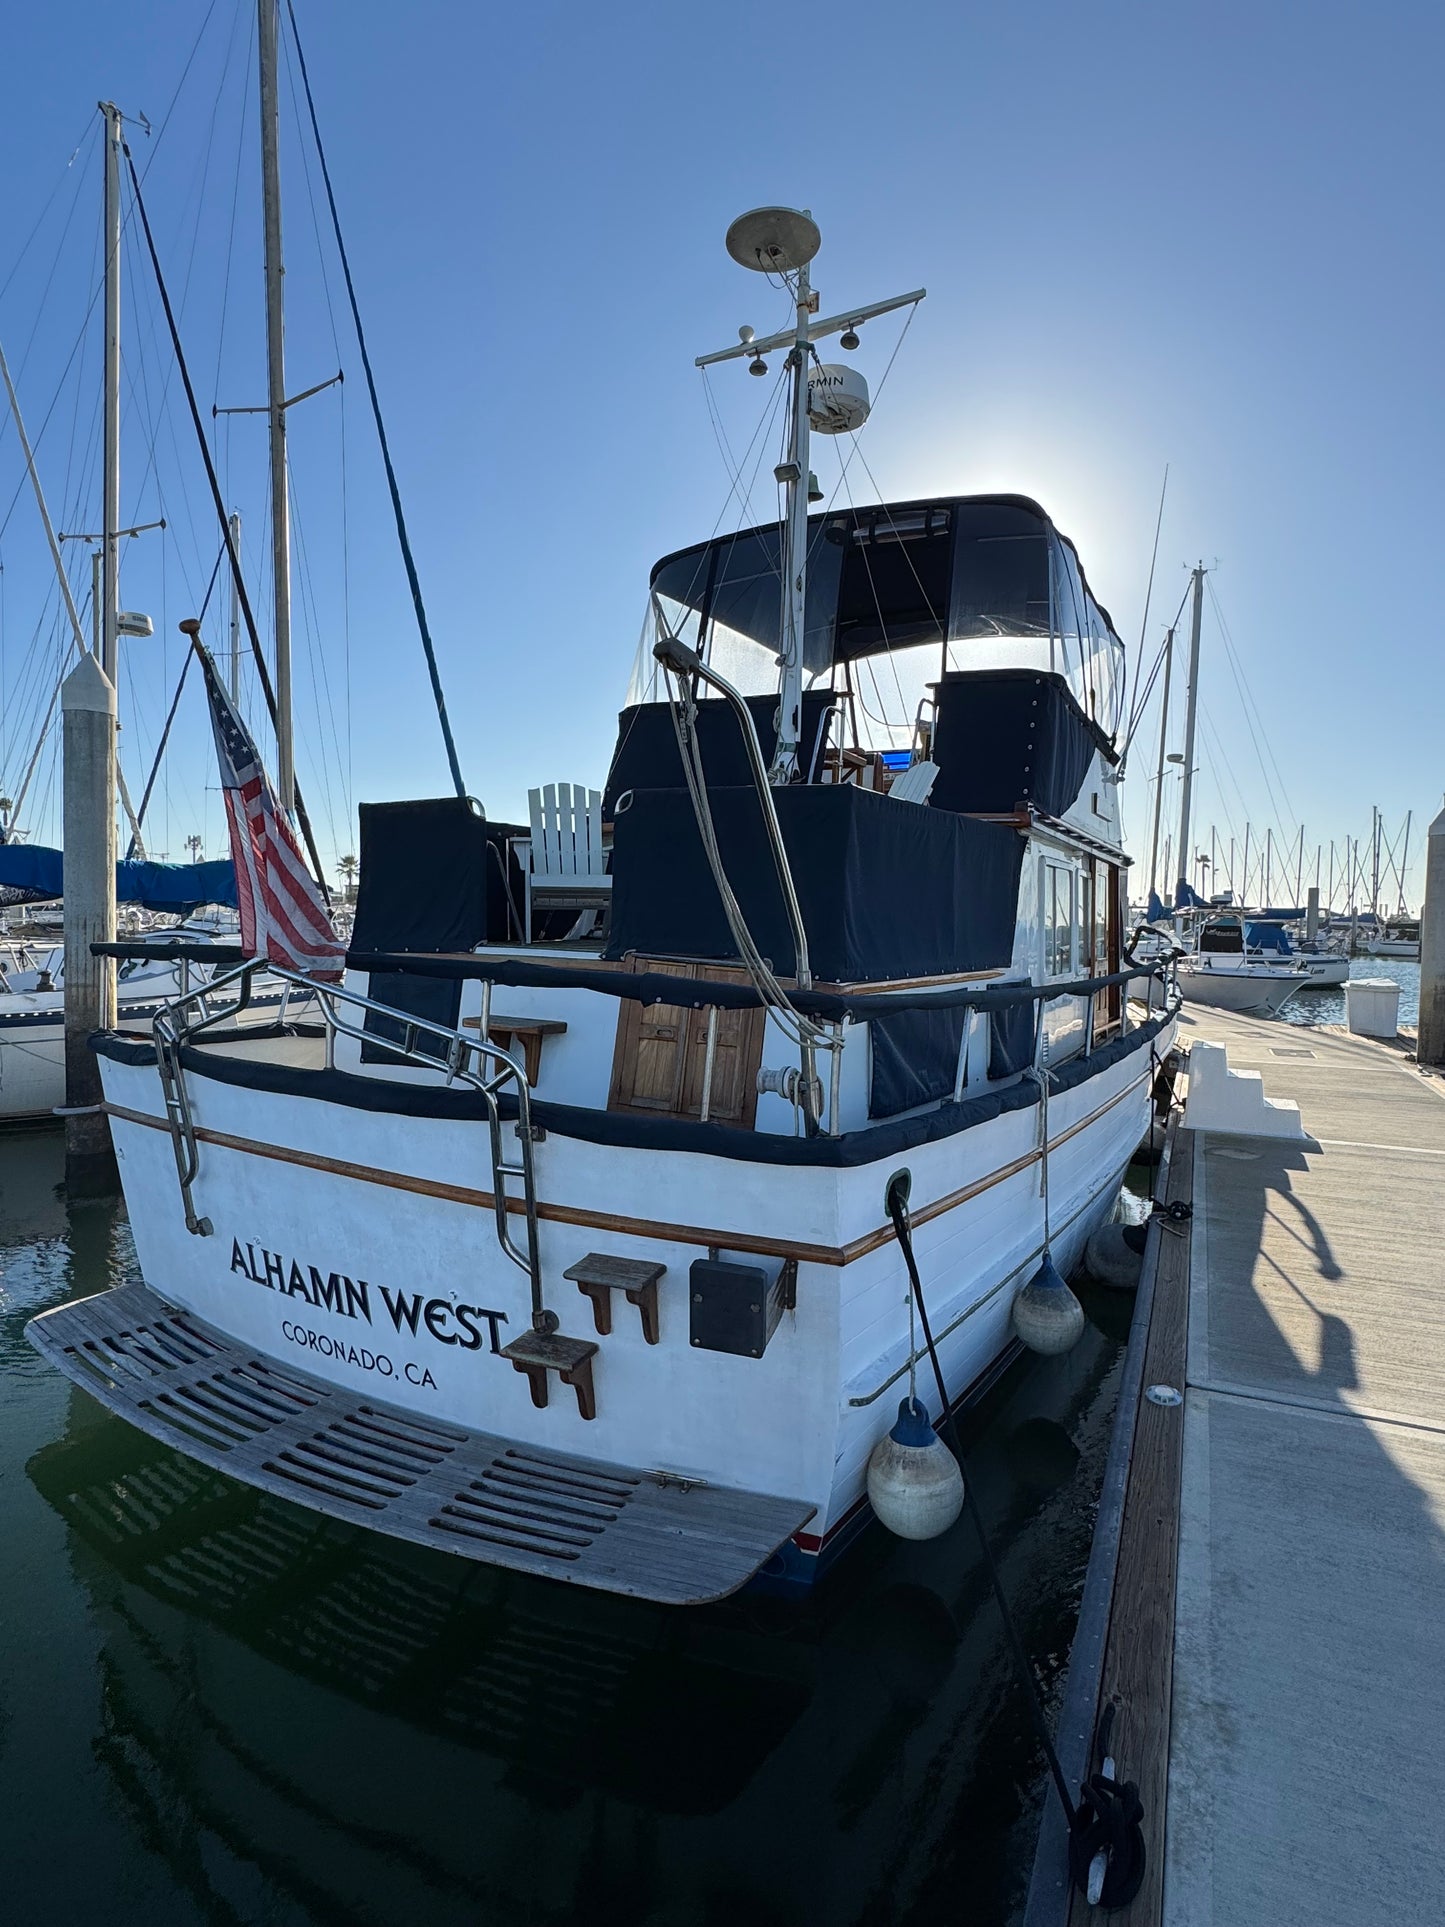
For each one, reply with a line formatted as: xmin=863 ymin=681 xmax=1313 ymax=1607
xmin=1241 ymin=916 xmax=1350 ymax=987
xmin=1176 ymin=918 xmax=1310 ymax=1014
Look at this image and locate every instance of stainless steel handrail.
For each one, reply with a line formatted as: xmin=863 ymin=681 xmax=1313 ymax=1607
xmin=149 ymin=959 xmax=557 ymax=1335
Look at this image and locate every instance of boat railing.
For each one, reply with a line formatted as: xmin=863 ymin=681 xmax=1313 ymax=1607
xmin=99 ymin=942 xmax=1180 ymax=1155
xmin=131 ymin=954 xmax=557 ymax=1339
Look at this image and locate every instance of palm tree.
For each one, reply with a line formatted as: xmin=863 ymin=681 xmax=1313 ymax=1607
xmin=338 ymin=854 xmax=358 ymax=902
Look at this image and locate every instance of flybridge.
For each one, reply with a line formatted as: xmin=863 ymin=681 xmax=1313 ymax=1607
xmin=646 ymin=494 xmax=1126 ymax=737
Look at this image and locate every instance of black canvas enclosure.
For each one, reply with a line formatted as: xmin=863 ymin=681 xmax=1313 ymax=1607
xmin=930 ymin=670 xmax=1115 ymax=819
xmin=604 ymin=783 xmax=1025 ymax=983
xmin=349 ymin=798 xmax=522 ymax=1062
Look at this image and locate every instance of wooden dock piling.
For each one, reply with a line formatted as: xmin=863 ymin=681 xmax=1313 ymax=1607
xmin=61 ymin=651 xmax=118 ymax=1196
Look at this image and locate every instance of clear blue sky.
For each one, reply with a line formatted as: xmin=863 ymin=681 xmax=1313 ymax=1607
xmin=1 ymin=0 xmax=1440 ymax=908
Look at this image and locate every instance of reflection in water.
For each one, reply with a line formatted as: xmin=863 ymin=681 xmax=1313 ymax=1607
xmin=3 ymin=1128 xmax=1127 ymax=1926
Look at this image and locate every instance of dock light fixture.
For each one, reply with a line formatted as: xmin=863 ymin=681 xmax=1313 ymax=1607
xmin=840 ymin=324 xmax=860 ymax=350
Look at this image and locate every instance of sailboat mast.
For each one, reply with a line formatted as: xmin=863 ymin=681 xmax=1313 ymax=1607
xmin=1147 ymin=625 xmax=1173 ymax=899
xmin=1371 ymin=806 xmax=1380 ymax=919
xmin=1399 ymin=810 xmax=1412 ymax=915
xmin=101 ymin=101 xmax=122 ymax=682
xmin=258 ymin=0 xmax=294 ymax=810
xmin=1174 ymin=564 xmax=1205 ymax=908
xmin=772 ymin=258 xmax=813 ymax=784
xmin=228 ymin=510 xmax=242 ymax=703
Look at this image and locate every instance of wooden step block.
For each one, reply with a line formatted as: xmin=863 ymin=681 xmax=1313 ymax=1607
xmin=564 ymin=1254 xmax=667 ymax=1345
xmin=499 ymin=1330 xmax=599 ymax=1420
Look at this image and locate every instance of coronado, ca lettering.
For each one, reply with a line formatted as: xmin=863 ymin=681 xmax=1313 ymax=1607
xmin=229 ymin=1238 xmax=509 ymax=1383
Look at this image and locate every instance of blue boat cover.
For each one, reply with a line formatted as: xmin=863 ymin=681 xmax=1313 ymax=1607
xmin=1245 ymin=919 xmax=1293 ymax=955
xmin=0 ymin=843 xmax=236 ymax=912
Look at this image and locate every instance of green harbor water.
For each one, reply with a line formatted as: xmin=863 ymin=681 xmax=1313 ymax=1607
xmin=0 ymin=1128 xmax=1138 ymax=1927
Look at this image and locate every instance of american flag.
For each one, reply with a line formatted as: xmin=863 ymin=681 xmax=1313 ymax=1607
xmin=196 ymin=642 xmax=345 ymax=978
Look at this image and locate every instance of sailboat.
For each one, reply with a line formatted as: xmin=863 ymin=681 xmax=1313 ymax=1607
xmin=1143 ymin=570 xmax=1312 ymax=1016
xmin=27 ymin=164 xmax=1179 ymax=1599
xmin=0 ymin=106 xmax=302 ymax=1124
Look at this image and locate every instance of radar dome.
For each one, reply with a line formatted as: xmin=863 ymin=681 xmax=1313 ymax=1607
xmin=808 ymin=363 xmax=870 ymax=434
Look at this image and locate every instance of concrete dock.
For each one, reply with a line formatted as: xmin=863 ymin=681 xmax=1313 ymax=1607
xmin=1029 ymin=1004 xmax=1445 ymax=1926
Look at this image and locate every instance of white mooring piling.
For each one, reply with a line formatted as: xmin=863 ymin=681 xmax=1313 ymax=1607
xmin=62 ymin=651 xmax=119 ymax=1195
xmin=1419 ymin=798 xmax=1445 ymax=1069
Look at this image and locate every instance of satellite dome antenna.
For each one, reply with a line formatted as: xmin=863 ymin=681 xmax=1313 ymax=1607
xmin=694 ymin=209 xmax=926 ymax=785
xmin=724 ymin=206 xmax=821 ymax=276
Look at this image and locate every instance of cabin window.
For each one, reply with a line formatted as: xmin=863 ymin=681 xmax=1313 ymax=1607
xmin=1043 ymin=862 xmax=1076 ymax=978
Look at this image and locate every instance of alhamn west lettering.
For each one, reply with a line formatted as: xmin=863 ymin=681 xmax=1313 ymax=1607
xmin=229 ymin=1239 xmax=508 ymax=1353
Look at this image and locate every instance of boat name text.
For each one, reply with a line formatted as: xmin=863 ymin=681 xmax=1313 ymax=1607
xmin=229 ymin=1238 xmax=508 ymax=1353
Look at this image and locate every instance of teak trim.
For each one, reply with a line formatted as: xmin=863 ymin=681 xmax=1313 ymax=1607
xmin=104 ymin=1063 xmax=1149 ymax=1272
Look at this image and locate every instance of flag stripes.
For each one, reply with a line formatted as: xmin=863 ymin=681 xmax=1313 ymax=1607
xmin=196 ymin=643 xmax=344 ymax=977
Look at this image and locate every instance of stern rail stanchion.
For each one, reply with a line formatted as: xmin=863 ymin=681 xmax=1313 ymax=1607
xmin=143 ymin=957 xmax=554 ymax=1334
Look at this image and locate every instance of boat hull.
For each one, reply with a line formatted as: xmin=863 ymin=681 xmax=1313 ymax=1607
xmin=80 ymin=1011 xmax=1173 ymax=1596
xmin=1293 ymin=955 xmax=1350 ymax=987
xmin=1177 ymin=964 xmax=1309 ymax=1016
xmin=0 ymin=979 xmax=303 ymax=1123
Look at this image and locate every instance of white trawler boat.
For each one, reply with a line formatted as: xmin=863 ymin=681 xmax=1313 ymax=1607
xmin=28 ymin=206 xmax=1179 ymax=1600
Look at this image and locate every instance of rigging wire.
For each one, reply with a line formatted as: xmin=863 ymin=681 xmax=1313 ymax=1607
xmin=1123 ymin=465 xmax=1168 ymax=742
xmin=133 ymin=0 xmax=226 ymax=187
xmin=1204 ymin=574 xmax=1299 ymax=840
xmin=0 ymin=113 xmax=98 ymax=310
xmin=282 ymin=0 xmax=465 ymax=801
xmin=0 ymin=120 xmax=99 ymax=428
xmin=211 ymin=2 xmax=256 ymax=427
xmin=120 ymin=133 xmax=332 ymax=900
xmin=1122 ymin=575 xmax=1191 ymax=752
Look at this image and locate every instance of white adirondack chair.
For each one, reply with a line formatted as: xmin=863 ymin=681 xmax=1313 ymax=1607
xmin=887 ymin=758 xmax=939 ymax=805
xmin=525 ymin=783 xmax=612 ymax=942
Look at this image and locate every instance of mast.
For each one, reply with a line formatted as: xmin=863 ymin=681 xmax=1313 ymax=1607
xmin=774 ymin=255 xmax=814 ymax=783
xmin=1241 ymin=823 xmax=1251 ymax=908
xmin=258 ymin=0 xmax=294 ymax=810
xmin=101 ymin=101 xmax=122 ymax=683
xmin=1147 ymin=625 xmax=1173 ymax=901
xmin=1399 ymin=810 xmax=1412 ymax=916
xmin=699 ymin=209 xmax=924 ymax=785
xmin=1174 ymin=564 xmax=1205 ymax=908
xmin=228 ymin=510 xmax=242 ymax=703
xmin=1371 ymin=806 xmax=1380 ymax=920
xmin=1264 ymin=828 xmax=1273 ymax=907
